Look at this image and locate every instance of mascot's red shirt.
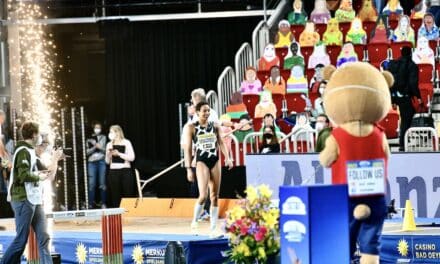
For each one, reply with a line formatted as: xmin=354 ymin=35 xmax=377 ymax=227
xmin=331 ymin=126 xmax=388 ymax=185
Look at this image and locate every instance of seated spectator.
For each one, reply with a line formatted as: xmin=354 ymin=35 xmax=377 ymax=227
xmin=310 ymin=63 xmax=325 ymax=91
xmin=275 ymin=20 xmax=295 ymax=48
xmin=290 ymin=112 xmax=315 ymax=142
xmin=392 ymin=15 xmax=415 ymax=46
xmin=226 ymin=92 xmax=248 ymax=119
xmin=287 ymin=65 xmax=308 ymax=94
xmin=335 ymin=0 xmax=356 ymax=22
xmin=264 ymin=66 xmax=286 ymax=95
xmin=258 ymin=43 xmax=280 ymax=71
xmin=284 ymin=42 xmax=305 ymax=70
xmin=315 ymin=114 xmax=333 ymax=152
xmin=412 ymin=36 xmax=435 ymax=65
xmin=299 ymin=22 xmax=321 ymax=47
xmin=308 ymin=42 xmax=331 ymax=69
xmin=255 ymin=90 xmax=277 ymax=118
xmin=288 ymin=0 xmax=308 ymax=25
xmin=240 ymin=67 xmax=262 ymax=94
xmin=358 ymin=0 xmax=378 ymax=22
xmin=346 ymin=18 xmax=367 ymax=44
xmin=382 ymin=0 xmax=404 ymax=20
xmin=310 ymin=0 xmax=331 ymax=24
xmin=323 ymin=18 xmax=344 ymax=46
xmin=418 ymin=13 xmax=439 ymax=40
xmin=411 ymin=1 xmax=427 ymax=19
xmin=336 ymin=42 xmax=358 ymax=67
xmin=259 ymin=125 xmax=281 ymax=154
xmin=219 ymin=114 xmax=233 ymax=157
xmin=233 ymin=114 xmax=255 ymax=143
xmin=370 ymin=16 xmax=390 ymax=43
xmin=313 ymin=81 xmax=327 ymax=116
xmin=260 ymin=113 xmax=281 ymax=134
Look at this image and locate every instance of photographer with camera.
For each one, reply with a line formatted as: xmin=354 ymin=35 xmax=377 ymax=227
xmin=2 ymin=121 xmax=63 ymax=264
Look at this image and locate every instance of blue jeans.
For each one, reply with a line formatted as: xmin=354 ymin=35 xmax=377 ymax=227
xmin=88 ymin=159 xmax=107 ymax=207
xmin=1 ymin=200 xmax=53 ymax=264
xmin=374 ymin=0 xmax=384 ymax=14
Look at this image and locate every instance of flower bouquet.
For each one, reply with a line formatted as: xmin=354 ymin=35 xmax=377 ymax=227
xmin=224 ymin=185 xmax=280 ymax=264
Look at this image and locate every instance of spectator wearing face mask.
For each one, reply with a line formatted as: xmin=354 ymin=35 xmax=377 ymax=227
xmin=86 ymin=122 xmax=107 ymax=209
xmin=259 ymin=125 xmax=280 ymax=154
xmin=315 ymin=114 xmax=333 ymax=152
xmin=313 ymin=81 xmax=327 ymax=117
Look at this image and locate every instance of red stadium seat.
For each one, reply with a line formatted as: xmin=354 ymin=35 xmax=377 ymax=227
xmin=390 ymin=41 xmax=413 ymax=59
xmin=378 ymin=109 xmax=399 ymax=139
xmin=301 ymin=46 xmax=314 ymax=69
xmin=272 ymin=94 xmax=285 ymax=117
xmin=418 ymin=63 xmax=434 ymax=84
xmin=410 ymin=18 xmax=423 ymax=33
xmin=257 ymin=70 xmax=270 ymax=84
xmin=363 ymin=21 xmax=376 ymax=42
xmin=238 ymin=142 xmax=255 ymax=165
xmin=315 ymin=23 xmax=327 ymax=38
xmin=291 ymin=25 xmax=305 ymax=41
xmin=419 ymin=87 xmax=434 ymax=112
xmin=327 ymin=45 xmax=342 ymax=65
xmin=253 ymin=117 xmax=263 ymax=132
xmin=306 ymin=68 xmax=314 ymax=83
xmin=275 ymin=47 xmax=288 ymax=68
xmin=309 ymin=92 xmax=319 ymax=105
xmin=353 ymin=44 xmax=365 ymax=61
xmin=339 ymin=22 xmax=351 ymax=38
xmin=280 ymin=69 xmax=291 ymax=82
xmin=277 ymin=118 xmax=293 ymax=134
xmin=389 ymin=19 xmax=398 ymax=29
xmin=286 ymin=93 xmax=307 ymax=113
xmin=242 ymin=94 xmax=260 ymax=118
xmin=366 ymin=42 xmax=389 ymax=68
xmin=429 ymin=40 xmax=438 ymax=53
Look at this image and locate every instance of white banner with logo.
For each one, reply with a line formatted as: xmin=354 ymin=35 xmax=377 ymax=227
xmin=245 ymin=153 xmax=440 ymax=218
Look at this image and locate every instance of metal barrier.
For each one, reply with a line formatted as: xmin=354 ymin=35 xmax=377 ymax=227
xmin=291 ymin=129 xmax=316 ymax=153
xmin=243 ymin=131 xmax=289 ymax=156
xmin=206 ymin=90 xmax=220 ymax=115
xmin=222 ymin=134 xmax=241 ymax=166
xmin=234 ymin=42 xmax=254 ymax=88
xmin=404 ymin=127 xmax=439 ymax=152
xmin=217 ymin=66 xmax=236 ymax=115
xmin=252 ymin=20 xmax=270 ymax=65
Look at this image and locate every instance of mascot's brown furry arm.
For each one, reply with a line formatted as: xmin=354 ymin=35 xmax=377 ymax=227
xmin=319 ymin=62 xmax=394 ymax=264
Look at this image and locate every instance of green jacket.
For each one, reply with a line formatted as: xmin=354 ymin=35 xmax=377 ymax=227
xmin=316 ymin=127 xmax=333 ymax=153
xmin=10 ymin=141 xmax=40 ymax=201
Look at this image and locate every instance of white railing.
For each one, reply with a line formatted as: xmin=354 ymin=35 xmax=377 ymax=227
xmin=217 ymin=66 xmax=236 ymax=115
xmin=234 ymin=42 xmax=253 ymax=89
xmin=222 ymin=134 xmax=241 ymax=166
xmin=252 ymin=20 xmax=270 ymax=65
xmin=243 ymin=131 xmax=289 ymax=156
xmin=206 ymin=90 xmax=220 ymax=115
xmin=404 ymin=127 xmax=439 ymax=152
xmin=291 ymin=129 xmax=316 ymax=153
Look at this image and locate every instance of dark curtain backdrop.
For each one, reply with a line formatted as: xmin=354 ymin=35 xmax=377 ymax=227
xmin=100 ymin=17 xmax=260 ymax=166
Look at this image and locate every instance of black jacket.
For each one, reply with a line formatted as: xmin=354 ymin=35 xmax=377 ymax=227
xmin=388 ymin=56 xmax=421 ymax=101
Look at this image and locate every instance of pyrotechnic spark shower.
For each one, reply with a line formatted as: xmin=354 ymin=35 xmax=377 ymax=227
xmin=8 ymin=0 xmax=61 ymax=138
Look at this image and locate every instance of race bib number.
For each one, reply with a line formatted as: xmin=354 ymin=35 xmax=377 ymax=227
xmin=347 ymin=159 xmax=385 ymax=197
xmin=198 ymin=133 xmax=216 ymax=151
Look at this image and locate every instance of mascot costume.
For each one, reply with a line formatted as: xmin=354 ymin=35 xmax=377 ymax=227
xmin=319 ymin=62 xmax=393 ymax=264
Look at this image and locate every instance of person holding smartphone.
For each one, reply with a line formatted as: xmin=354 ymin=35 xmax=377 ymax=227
xmin=105 ymin=125 xmax=135 ymax=208
xmin=86 ymin=122 xmax=107 ymax=209
xmin=2 ymin=122 xmax=63 ymax=264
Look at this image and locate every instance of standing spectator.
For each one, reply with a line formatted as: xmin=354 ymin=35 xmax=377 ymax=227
xmin=0 ymin=110 xmax=6 ymax=143
xmin=105 ymin=125 xmax=135 ymax=208
xmin=388 ymin=47 xmax=422 ymax=151
xmin=1 ymin=121 xmax=63 ymax=264
xmin=259 ymin=126 xmax=281 ymax=154
xmin=427 ymin=0 xmax=440 ymax=26
xmin=315 ymin=114 xmax=333 ymax=152
xmin=87 ymin=121 xmax=107 ymax=209
xmin=418 ymin=13 xmax=439 ymax=40
xmin=0 ymin=139 xmax=11 ymax=194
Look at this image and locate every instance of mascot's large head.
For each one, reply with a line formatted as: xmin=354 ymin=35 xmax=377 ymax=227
xmin=322 ymin=62 xmax=393 ymax=125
